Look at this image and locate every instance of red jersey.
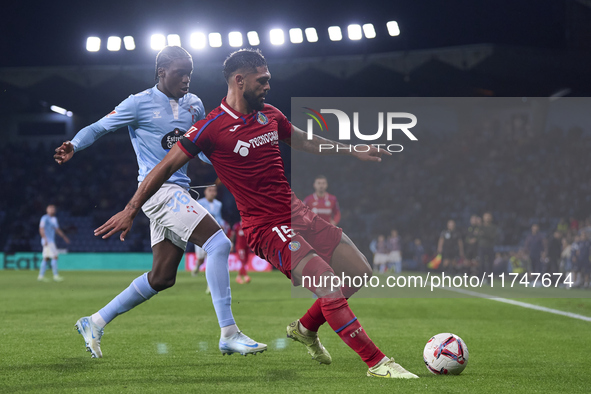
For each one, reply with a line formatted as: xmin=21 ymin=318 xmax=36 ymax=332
xmin=231 ymin=221 xmax=248 ymax=251
xmin=303 ymin=193 xmax=341 ymax=224
xmin=179 ymin=98 xmax=292 ymax=229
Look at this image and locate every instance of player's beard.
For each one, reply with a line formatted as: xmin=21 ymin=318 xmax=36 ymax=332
xmin=243 ymin=90 xmax=265 ymax=111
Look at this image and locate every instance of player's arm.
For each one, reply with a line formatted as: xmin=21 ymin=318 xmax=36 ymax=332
xmin=54 ymin=97 xmax=136 ymax=164
xmin=39 ymin=226 xmax=47 ymax=246
xmin=437 ymin=236 xmax=444 ymax=255
xmin=458 ymin=238 xmax=464 ymax=258
xmin=94 ymin=144 xmax=191 ymax=241
xmin=284 ymin=124 xmax=391 ymax=162
xmin=56 ymin=228 xmax=70 ymax=244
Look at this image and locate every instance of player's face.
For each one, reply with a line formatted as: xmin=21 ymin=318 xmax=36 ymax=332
xmin=314 ymin=179 xmax=327 ymax=193
xmin=243 ymin=66 xmax=271 ymax=111
xmin=47 ymin=205 xmax=56 ymax=216
xmin=204 ymin=186 xmax=217 ymax=201
xmin=160 ymin=57 xmax=193 ymax=99
xmin=447 ymin=220 xmax=455 ymax=230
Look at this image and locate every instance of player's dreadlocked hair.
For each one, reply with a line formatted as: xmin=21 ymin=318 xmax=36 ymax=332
xmin=155 ymin=46 xmax=192 ymax=81
xmin=223 ymin=48 xmax=267 ymax=82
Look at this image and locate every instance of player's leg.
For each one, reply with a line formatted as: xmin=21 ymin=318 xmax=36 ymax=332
xmin=38 ymin=251 xmax=49 ymax=280
xmin=291 ymin=251 xmax=417 ymax=378
xmin=298 ymin=233 xmax=371 ymax=334
xmin=187 ymin=214 xmax=266 ymax=355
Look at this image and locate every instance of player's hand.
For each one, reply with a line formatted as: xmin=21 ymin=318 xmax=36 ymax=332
xmin=94 ymin=211 xmax=134 ymax=241
xmin=351 ymin=145 xmax=392 ymax=162
xmin=64 ymin=237 xmax=71 ymax=244
xmin=54 ymin=141 xmax=75 ymax=164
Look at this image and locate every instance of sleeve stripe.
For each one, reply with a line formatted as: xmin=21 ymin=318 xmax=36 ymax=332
xmin=192 ymin=112 xmax=225 ymax=143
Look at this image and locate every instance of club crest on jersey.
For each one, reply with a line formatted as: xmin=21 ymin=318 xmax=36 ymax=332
xmin=257 ymin=112 xmax=268 ymax=125
xmin=288 ymin=241 xmax=301 ymax=251
xmin=161 ymin=128 xmax=185 ymax=150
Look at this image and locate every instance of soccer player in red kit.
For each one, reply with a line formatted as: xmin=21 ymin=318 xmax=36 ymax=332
xmin=95 ymin=49 xmax=417 ymax=379
xmin=230 ymin=221 xmax=251 ymax=284
xmin=303 ymin=175 xmax=341 ymax=225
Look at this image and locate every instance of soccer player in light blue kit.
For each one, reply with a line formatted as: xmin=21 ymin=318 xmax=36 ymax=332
xmin=38 ymin=204 xmax=70 ymax=282
xmin=53 ymin=46 xmax=265 ymax=358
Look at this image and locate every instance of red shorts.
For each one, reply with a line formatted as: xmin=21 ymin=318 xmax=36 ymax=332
xmin=244 ymin=198 xmax=343 ymax=280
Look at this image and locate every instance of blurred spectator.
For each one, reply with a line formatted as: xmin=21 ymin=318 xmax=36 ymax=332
xmin=410 ymin=238 xmax=425 ymax=271
xmin=387 ymin=229 xmax=402 ymax=273
xmin=478 ymin=213 xmax=499 ymax=276
xmin=524 ymin=224 xmax=546 ymax=274
xmin=370 ymin=235 xmax=390 ymax=274
xmin=437 ymin=220 xmax=464 ymax=274
xmin=464 ymin=215 xmax=481 ymax=274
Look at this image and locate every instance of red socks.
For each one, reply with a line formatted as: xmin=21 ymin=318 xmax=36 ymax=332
xmin=299 ymin=255 xmax=385 ymax=368
xmin=320 ymin=296 xmax=385 ymax=367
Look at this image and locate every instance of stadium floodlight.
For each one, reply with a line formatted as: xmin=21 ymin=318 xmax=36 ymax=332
xmin=50 ymin=105 xmax=67 ymax=115
xmin=209 ymin=32 xmax=222 ymax=47
xmin=328 ymin=26 xmax=342 ymax=41
xmin=247 ymin=31 xmax=260 ymax=46
xmin=387 ymin=21 xmax=400 ymax=36
xmin=304 ymin=28 xmax=318 ymax=43
xmin=123 ymin=36 xmax=135 ymax=50
xmin=107 ymin=36 xmax=121 ymax=51
xmin=228 ymin=31 xmax=243 ymax=47
xmin=66 ymin=111 xmax=73 ymax=117
xmin=347 ymin=24 xmax=362 ymax=40
xmin=167 ymin=34 xmax=181 ymax=47
xmin=362 ymin=23 xmax=376 ymax=39
xmin=151 ymin=34 xmax=166 ymax=50
xmin=86 ymin=37 xmax=101 ymax=52
xmin=270 ymin=29 xmax=285 ymax=45
xmin=289 ymin=28 xmax=303 ymax=44
xmin=190 ymin=32 xmax=207 ymax=49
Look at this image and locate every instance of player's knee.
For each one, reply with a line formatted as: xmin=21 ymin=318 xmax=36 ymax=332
xmin=149 ymin=274 xmax=176 ymax=291
xmin=204 ymin=230 xmax=231 ymax=256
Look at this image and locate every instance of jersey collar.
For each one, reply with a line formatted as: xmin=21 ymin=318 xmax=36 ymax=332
xmin=152 ymin=85 xmax=182 ymax=103
xmin=220 ymin=97 xmax=256 ymax=123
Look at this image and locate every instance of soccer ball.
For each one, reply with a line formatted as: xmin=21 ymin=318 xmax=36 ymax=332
xmin=423 ymin=333 xmax=469 ymax=375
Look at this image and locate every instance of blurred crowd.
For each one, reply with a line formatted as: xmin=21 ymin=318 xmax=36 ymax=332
xmin=2 ymin=111 xmax=591 ymax=272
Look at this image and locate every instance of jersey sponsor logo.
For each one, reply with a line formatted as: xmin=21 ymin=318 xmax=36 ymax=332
xmin=153 ymin=110 xmax=161 ymax=119
xmin=233 ymin=140 xmax=251 ymax=157
xmin=257 ymin=111 xmax=269 ymax=125
xmin=229 ymin=125 xmax=240 ymax=132
xmin=288 ymin=241 xmax=301 ymax=251
xmin=161 ymin=128 xmax=185 ymax=150
xmin=249 ymin=130 xmax=278 ymax=147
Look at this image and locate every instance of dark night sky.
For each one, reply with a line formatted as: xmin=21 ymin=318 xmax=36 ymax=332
xmin=1 ymin=0 xmax=567 ymax=67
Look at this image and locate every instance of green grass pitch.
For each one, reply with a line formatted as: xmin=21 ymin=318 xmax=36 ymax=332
xmin=1 ymin=270 xmax=591 ymax=393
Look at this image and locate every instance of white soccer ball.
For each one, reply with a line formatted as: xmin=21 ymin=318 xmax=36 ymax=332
xmin=423 ymin=333 xmax=469 ymax=375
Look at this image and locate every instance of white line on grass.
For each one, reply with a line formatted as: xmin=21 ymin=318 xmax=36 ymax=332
xmin=442 ymin=287 xmax=591 ymax=322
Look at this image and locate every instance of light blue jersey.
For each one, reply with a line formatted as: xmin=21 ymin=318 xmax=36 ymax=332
xmin=197 ymin=198 xmax=225 ymax=227
xmin=40 ymin=215 xmax=59 ymax=245
xmin=71 ymin=85 xmax=205 ymax=189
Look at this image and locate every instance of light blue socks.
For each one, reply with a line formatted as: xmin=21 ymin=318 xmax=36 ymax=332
xmin=203 ymin=229 xmax=236 ymax=328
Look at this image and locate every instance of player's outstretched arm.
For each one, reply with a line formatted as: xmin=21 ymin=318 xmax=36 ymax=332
xmin=286 ymin=124 xmax=391 ymax=162
xmin=94 ymin=144 xmax=191 ymax=241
